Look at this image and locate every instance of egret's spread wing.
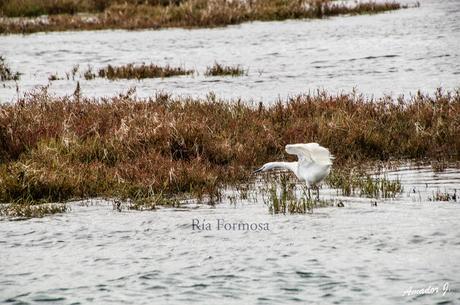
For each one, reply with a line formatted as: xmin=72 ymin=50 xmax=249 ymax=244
xmin=285 ymin=143 xmax=333 ymax=166
xmin=285 ymin=143 xmax=314 ymax=164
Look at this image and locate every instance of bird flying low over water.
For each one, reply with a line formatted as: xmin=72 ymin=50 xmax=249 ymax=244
xmin=253 ymin=143 xmax=333 ymax=199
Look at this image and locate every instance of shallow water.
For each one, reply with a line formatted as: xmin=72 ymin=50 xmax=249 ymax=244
xmin=1 ymin=1 xmax=460 ymax=304
xmin=1 ymin=166 xmax=459 ymax=304
xmin=1 ymin=0 xmax=459 ymax=103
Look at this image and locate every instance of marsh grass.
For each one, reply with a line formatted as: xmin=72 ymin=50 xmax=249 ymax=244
xmin=128 ymin=196 xmax=160 ymax=211
xmin=0 ymin=88 xmax=458 ymax=206
xmin=265 ymin=173 xmax=332 ymax=214
xmin=205 ymin=62 xmax=246 ymax=77
xmin=431 ymin=160 xmax=448 ymax=172
xmin=360 ymin=175 xmax=402 ymax=198
xmin=82 ymin=66 xmax=96 ymax=80
xmin=0 ymin=202 xmax=68 ymax=219
xmin=92 ymin=63 xmax=194 ymax=80
xmin=0 ymin=0 xmax=185 ymax=17
xmin=327 ymin=169 xmax=402 ymax=198
xmin=123 ymin=190 xmax=195 ymax=210
xmin=0 ymin=56 xmax=20 ymax=81
xmin=66 ymin=64 xmax=79 ymax=80
xmin=0 ymin=0 xmax=93 ymax=17
xmin=0 ymin=0 xmax=405 ymax=34
xmin=48 ymin=73 xmax=61 ymax=81
xmin=429 ymin=190 xmax=457 ymax=202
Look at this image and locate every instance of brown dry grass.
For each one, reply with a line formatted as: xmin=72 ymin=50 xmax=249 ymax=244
xmin=205 ymin=62 xmax=245 ymax=77
xmin=0 ymin=56 xmax=20 ymax=81
xmin=84 ymin=63 xmax=194 ymax=80
xmin=0 ymin=0 xmax=184 ymax=17
xmin=0 ymin=88 xmax=458 ymax=205
xmin=0 ymin=0 xmax=405 ymax=34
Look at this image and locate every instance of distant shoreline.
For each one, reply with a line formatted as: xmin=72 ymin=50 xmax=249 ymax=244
xmin=0 ymin=0 xmax=406 ymax=35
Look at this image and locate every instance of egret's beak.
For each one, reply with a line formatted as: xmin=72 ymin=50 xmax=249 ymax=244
xmin=253 ymin=167 xmax=263 ymax=174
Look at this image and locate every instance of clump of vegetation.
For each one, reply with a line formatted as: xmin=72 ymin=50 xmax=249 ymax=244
xmin=92 ymin=63 xmax=194 ymax=80
xmin=327 ymin=168 xmax=402 ymax=198
xmin=0 ymin=56 xmax=20 ymax=81
xmin=0 ymin=203 xmax=68 ymax=219
xmin=126 ymin=192 xmax=184 ymax=210
xmin=48 ymin=73 xmax=61 ymax=81
xmin=0 ymin=0 xmax=185 ymax=17
xmin=265 ymin=180 xmax=333 ymax=215
xmin=431 ymin=160 xmax=448 ymax=172
xmin=127 ymin=197 xmax=159 ymax=211
xmin=83 ymin=66 xmax=96 ymax=80
xmin=429 ymin=190 xmax=457 ymax=202
xmin=0 ymin=88 xmax=458 ymax=206
xmin=0 ymin=0 xmax=406 ymax=34
xmin=265 ymin=174 xmax=332 ymax=214
xmin=0 ymin=0 xmax=81 ymax=17
xmin=205 ymin=62 xmax=246 ymax=77
xmin=66 ymin=64 xmax=79 ymax=80
xmin=360 ymin=175 xmax=402 ymax=198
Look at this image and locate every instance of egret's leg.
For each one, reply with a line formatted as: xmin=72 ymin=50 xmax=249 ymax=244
xmin=307 ymin=187 xmax=311 ymax=200
xmin=316 ymin=186 xmax=320 ymax=201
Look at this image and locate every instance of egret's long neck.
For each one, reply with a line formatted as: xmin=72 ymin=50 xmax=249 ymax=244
xmin=265 ymin=162 xmax=298 ymax=174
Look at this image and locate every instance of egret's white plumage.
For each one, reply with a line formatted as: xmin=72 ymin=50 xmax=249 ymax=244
xmin=254 ymin=143 xmax=333 ymax=198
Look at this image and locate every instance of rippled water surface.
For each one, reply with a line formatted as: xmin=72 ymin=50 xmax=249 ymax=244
xmin=1 ymin=0 xmax=459 ymax=102
xmin=1 ymin=1 xmax=460 ymax=304
xmin=1 ymin=166 xmax=460 ymax=304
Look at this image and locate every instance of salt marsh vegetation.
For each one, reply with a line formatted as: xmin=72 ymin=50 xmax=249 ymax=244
xmin=0 ymin=56 xmax=20 ymax=81
xmin=0 ymin=0 xmax=406 ymax=34
xmin=205 ymin=62 xmax=246 ymax=77
xmin=0 ymin=88 xmax=458 ymax=216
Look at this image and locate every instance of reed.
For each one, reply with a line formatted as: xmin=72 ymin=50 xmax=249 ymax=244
xmin=327 ymin=168 xmax=403 ymax=198
xmin=264 ymin=173 xmax=332 ymax=214
xmin=91 ymin=63 xmax=194 ymax=80
xmin=65 ymin=64 xmax=80 ymax=80
xmin=0 ymin=0 xmax=82 ymax=17
xmin=0 ymin=0 xmax=405 ymax=34
xmin=0 ymin=56 xmax=20 ymax=81
xmin=83 ymin=66 xmax=96 ymax=80
xmin=429 ymin=190 xmax=457 ymax=202
xmin=205 ymin=62 xmax=246 ymax=77
xmin=127 ymin=193 xmax=178 ymax=210
xmin=48 ymin=73 xmax=61 ymax=81
xmin=0 ymin=0 xmax=185 ymax=17
xmin=0 ymin=202 xmax=68 ymax=219
xmin=0 ymin=88 xmax=458 ymax=206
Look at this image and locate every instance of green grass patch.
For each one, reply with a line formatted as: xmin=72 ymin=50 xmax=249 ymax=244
xmin=264 ymin=173 xmax=333 ymax=214
xmin=327 ymin=168 xmax=403 ymax=198
xmin=0 ymin=202 xmax=68 ymax=219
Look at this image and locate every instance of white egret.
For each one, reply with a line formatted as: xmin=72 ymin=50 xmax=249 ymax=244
xmin=253 ymin=143 xmax=333 ymax=200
